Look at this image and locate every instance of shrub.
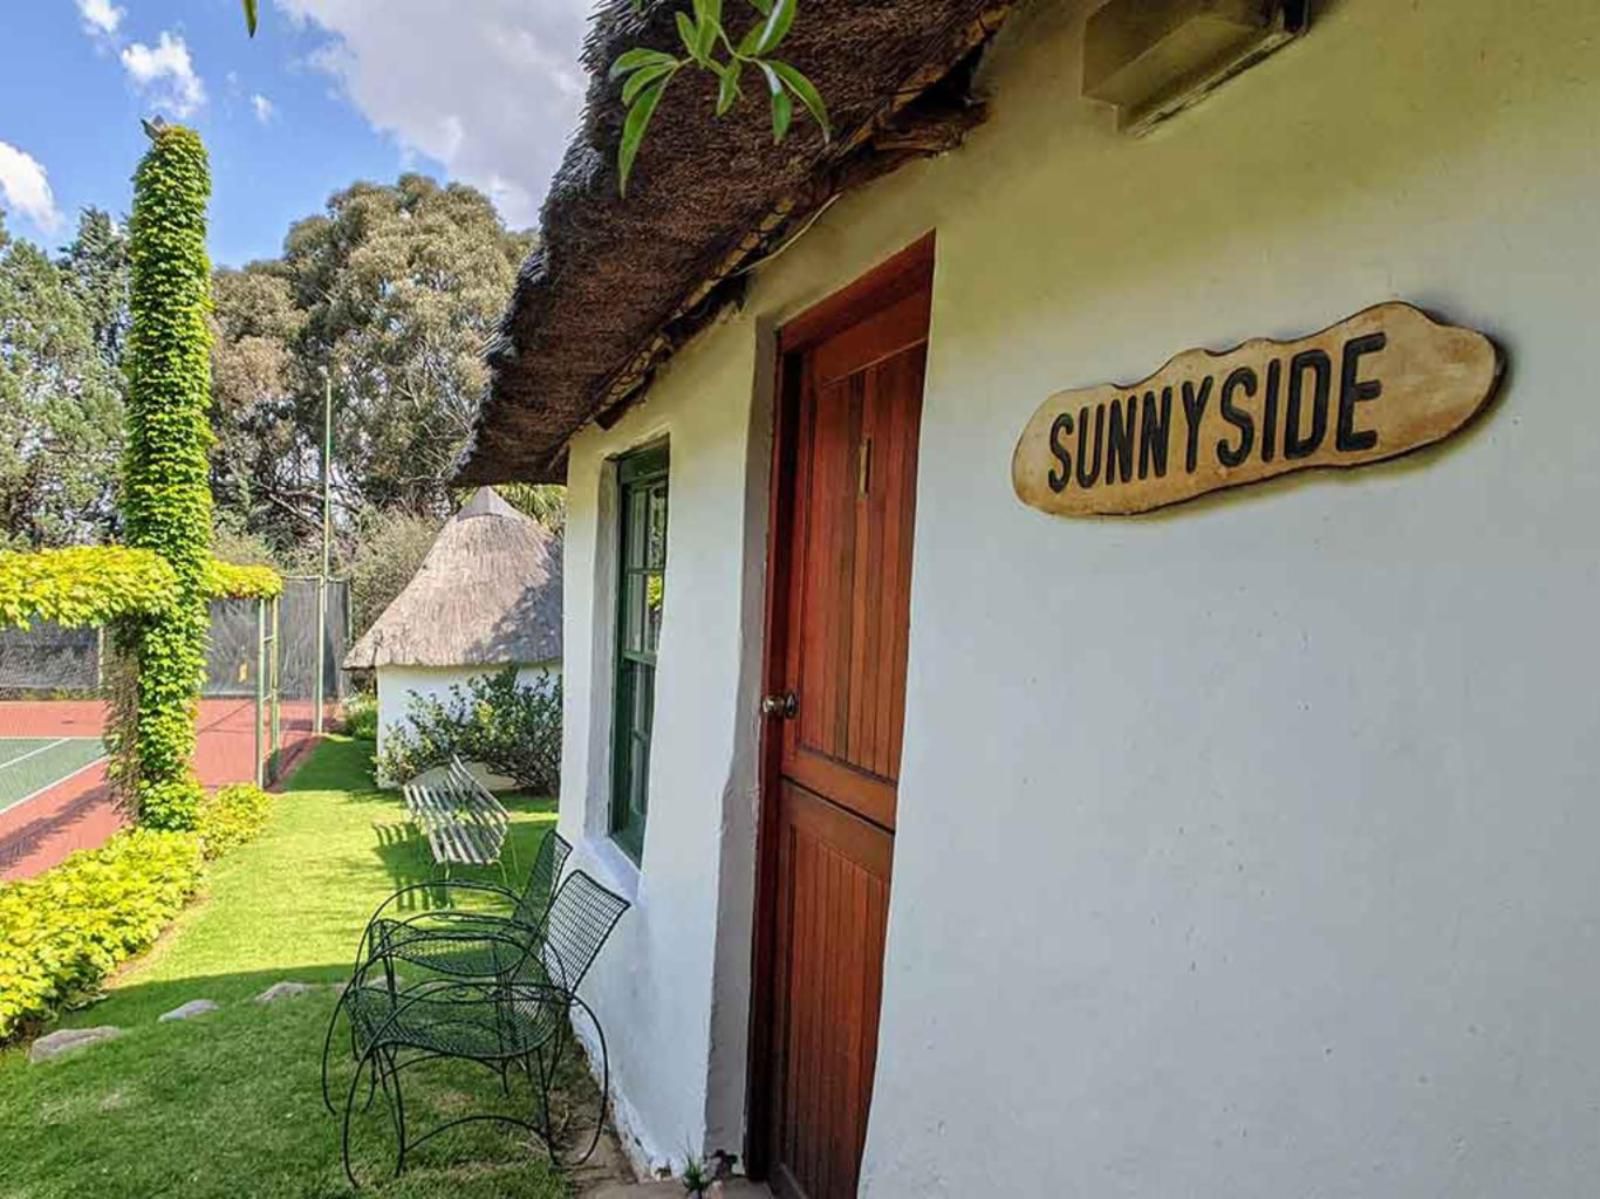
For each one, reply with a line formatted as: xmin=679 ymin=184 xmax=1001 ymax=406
xmin=378 ymin=666 xmax=561 ymax=794
xmin=0 ymin=829 xmax=203 ymax=1042
xmin=195 ymin=782 xmax=272 ymax=859
xmin=342 ymin=690 xmax=378 ymax=740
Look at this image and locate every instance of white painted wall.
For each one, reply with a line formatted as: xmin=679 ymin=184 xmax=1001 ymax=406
xmin=559 ymin=0 xmax=1600 ymax=1192
xmin=375 ymin=661 xmax=560 ymax=790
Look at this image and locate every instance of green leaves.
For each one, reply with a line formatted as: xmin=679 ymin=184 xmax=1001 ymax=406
xmin=749 ymin=0 xmax=796 ymax=56
xmin=619 ymin=72 xmax=674 ymax=196
xmin=0 ymin=828 xmax=205 ymax=1041
xmin=768 ymin=59 xmax=829 ymax=139
xmin=241 ymin=0 xmax=258 ymax=37
xmin=123 ymin=123 xmax=217 ymax=830
xmin=610 ymin=0 xmax=829 ymax=195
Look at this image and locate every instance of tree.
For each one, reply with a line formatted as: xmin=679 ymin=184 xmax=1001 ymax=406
xmin=60 ymin=208 xmax=130 ymax=367
xmin=208 ymin=175 xmax=535 ymax=559
xmin=0 ymin=213 xmax=125 ymax=548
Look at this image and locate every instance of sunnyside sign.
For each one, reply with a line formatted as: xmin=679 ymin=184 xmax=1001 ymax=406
xmin=1012 ymin=303 xmax=1503 ymax=517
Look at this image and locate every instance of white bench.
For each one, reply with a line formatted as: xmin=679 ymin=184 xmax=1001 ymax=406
xmin=402 ymin=755 xmax=514 ymax=878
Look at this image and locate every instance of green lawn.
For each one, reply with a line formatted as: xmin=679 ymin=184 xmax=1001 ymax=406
xmin=0 ymin=738 xmax=577 ymax=1199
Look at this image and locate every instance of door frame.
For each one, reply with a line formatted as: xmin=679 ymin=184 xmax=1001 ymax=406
xmin=744 ymin=233 xmax=935 ymax=1180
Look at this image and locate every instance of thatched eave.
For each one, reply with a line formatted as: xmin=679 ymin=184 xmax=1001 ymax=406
xmin=456 ymin=0 xmax=1017 ymax=485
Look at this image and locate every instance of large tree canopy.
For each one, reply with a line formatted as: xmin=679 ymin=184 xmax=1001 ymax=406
xmin=0 ymin=174 xmax=547 ymax=583
xmin=0 ymin=211 xmax=126 ymax=548
xmin=210 ymin=174 xmax=538 ymax=560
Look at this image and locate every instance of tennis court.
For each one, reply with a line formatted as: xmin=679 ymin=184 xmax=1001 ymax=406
xmin=0 ymin=698 xmax=327 ymax=881
xmin=0 ymin=738 xmax=107 ymax=814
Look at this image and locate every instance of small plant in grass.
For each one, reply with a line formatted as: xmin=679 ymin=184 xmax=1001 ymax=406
xmin=194 ymin=783 xmax=273 ymax=859
xmin=378 ymin=666 xmax=561 ymax=793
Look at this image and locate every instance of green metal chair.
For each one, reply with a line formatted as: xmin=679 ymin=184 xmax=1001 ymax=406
xmin=336 ymin=869 xmax=630 ymax=1187
xmin=321 ymin=829 xmax=571 ymax=1113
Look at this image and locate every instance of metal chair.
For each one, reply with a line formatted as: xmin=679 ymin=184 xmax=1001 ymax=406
xmin=336 ymin=869 xmax=630 ymax=1187
xmin=322 ymin=829 xmax=571 ymax=1113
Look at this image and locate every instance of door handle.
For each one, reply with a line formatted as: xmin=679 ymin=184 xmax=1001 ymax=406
xmin=761 ymin=691 xmax=798 ymax=720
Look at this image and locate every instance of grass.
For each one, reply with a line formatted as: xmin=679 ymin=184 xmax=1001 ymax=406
xmin=0 ymin=737 xmax=576 ymax=1199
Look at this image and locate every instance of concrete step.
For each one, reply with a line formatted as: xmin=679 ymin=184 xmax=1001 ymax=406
xmin=581 ymin=1181 xmax=772 ymax=1198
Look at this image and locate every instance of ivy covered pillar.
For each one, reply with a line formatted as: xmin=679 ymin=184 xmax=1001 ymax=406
xmin=119 ymin=123 xmax=215 ymax=830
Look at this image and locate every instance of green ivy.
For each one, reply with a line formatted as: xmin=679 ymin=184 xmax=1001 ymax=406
xmin=119 ymin=124 xmax=216 ymax=831
xmin=204 ymin=559 xmax=283 ymax=601
xmin=0 ymin=547 xmax=281 ymax=633
xmin=0 ymin=546 xmax=176 ymax=629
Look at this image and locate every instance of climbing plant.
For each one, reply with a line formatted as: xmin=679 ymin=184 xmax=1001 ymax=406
xmin=0 ymin=547 xmax=177 ymax=629
xmin=118 ymin=124 xmax=216 ymax=831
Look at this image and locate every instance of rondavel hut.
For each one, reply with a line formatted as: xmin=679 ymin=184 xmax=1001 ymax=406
xmin=343 ymin=487 xmax=561 ymax=783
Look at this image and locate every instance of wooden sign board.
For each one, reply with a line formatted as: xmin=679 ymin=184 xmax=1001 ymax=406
xmin=1012 ymin=303 xmax=1503 ymax=517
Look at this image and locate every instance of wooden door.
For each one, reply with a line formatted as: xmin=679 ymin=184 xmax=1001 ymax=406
xmin=753 ymin=238 xmax=932 ymax=1199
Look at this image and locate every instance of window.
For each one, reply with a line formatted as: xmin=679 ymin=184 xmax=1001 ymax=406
xmin=611 ymin=444 xmax=668 ymax=861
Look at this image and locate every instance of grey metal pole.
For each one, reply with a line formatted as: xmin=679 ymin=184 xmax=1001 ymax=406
xmin=316 ymin=368 xmax=332 ymax=735
xmin=255 ymin=599 xmax=266 ymax=787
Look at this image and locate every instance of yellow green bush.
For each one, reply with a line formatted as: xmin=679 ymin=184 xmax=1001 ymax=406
xmin=0 ymin=546 xmax=177 ymax=628
xmin=0 ymin=830 xmax=203 ymax=1042
xmin=204 ymin=559 xmax=283 ymax=601
xmin=0 ymin=776 xmax=278 ymax=1043
xmin=195 ymin=782 xmax=272 ymax=859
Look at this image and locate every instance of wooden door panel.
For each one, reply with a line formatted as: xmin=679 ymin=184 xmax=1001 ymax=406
xmin=783 ymin=342 xmax=926 ymax=832
xmin=770 ymin=782 xmax=891 ymax=1199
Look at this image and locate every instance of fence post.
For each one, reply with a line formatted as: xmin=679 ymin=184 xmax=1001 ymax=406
xmin=255 ymin=599 xmax=266 ymax=788
xmin=270 ymin=595 xmax=281 ymax=779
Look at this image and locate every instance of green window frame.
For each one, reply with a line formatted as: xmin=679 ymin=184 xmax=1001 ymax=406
xmin=611 ymin=443 xmax=669 ymax=862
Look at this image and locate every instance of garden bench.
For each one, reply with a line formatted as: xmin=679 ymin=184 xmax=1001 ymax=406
xmin=402 ymin=755 xmax=514 ymax=877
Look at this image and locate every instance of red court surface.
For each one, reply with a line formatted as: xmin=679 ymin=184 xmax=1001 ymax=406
xmin=0 ymin=698 xmax=324 ymax=881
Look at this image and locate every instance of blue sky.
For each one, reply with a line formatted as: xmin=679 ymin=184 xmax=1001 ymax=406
xmin=0 ymin=1 xmax=592 ymax=266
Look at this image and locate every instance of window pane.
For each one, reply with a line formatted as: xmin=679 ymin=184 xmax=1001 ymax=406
xmin=626 ymin=488 xmax=648 ymax=569
xmin=647 ymin=485 xmax=668 ymax=569
xmin=630 ymin=732 xmax=649 ymax=820
xmin=623 ymin=572 xmax=645 ymax=654
xmin=645 ymin=572 xmax=664 ymax=654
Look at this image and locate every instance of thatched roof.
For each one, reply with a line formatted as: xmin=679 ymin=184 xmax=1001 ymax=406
xmin=457 ymin=0 xmax=1017 ymax=484
xmin=344 ymin=488 xmax=562 ymax=669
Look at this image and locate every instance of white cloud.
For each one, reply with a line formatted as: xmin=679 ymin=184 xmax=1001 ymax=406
xmin=121 ymin=32 xmax=207 ymax=118
xmin=0 ymin=141 xmax=64 ymax=235
xmin=252 ymin=93 xmax=276 ymax=124
xmin=274 ymin=0 xmax=591 ymax=228
xmin=76 ymin=0 xmax=124 ymax=37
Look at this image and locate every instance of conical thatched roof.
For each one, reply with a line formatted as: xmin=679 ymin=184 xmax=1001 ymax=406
xmin=344 ymin=488 xmax=562 ymax=670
